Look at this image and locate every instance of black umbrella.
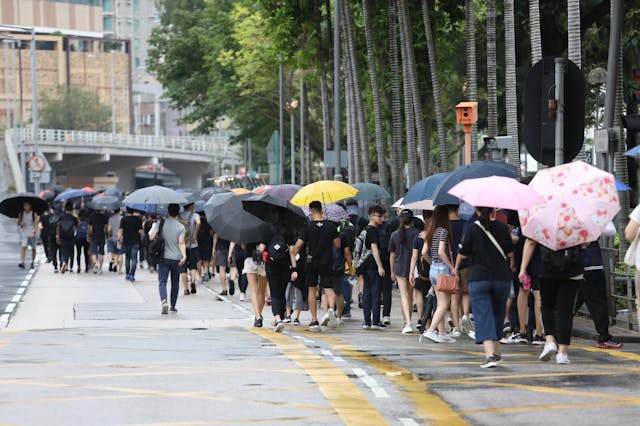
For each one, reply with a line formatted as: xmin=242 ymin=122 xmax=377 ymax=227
xmin=0 ymin=193 xmax=48 ymax=218
xmin=196 ymin=186 xmax=230 ymax=201
xmin=242 ymin=193 xmax=306 ymax=228
xmin=203 ymin=192 xmax=236 ymax=224
xmin=87 ymin=195 xmax=122 ymax=211
xmin=208 ymin=193 xmax=267 ymax=244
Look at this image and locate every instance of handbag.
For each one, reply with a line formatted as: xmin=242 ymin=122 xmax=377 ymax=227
xmin=624 ymin=228 xmax=640 ymax=267
xmin=148 ymin=219 xmax=165 ymax=263
xmin=435 ymin=274 xmax=459 ymax=294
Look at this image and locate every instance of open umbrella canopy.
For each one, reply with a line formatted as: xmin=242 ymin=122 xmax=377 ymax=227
xmin=0 ymin=193 xmax=48 ymax=218
xmin=301 ymin=203 xmax=348 ymax=223
xmin=203 ymin=192 xmax=236 ymax=224
xmin=519 ymin=161 xmax=620 ymax=251
xmin=402 ymin=173 xmax=450 ymax=206
xmin=39 ymin=189 xmax=55 ymax=201
xmin=263 ymin=184 xmax=302 ymax=201
xmin=208 ymin=193 xmax=267 ymax=243
xmin=104 ymin=188 xmax=124 ymax=197
xmin=123 ymin=185 xmax=188 ymax=206
xmin=242 ymin=193 xmax=306 ymax=228
xmin=448 ymin=176 xmax=543 ymax=211
xmin=231 ymin=187 xmax=251 ymax=195
xmin=624 ymin=145 xmax=640 ymax=158
xmin=87 ymin=195 xmax=122 ymax=211
xmin=352 ymin=183 xmax=391 ymax=201
xmin=81 ymin=186 xmax=96 ymax=193
xmin=54 ymin=188 xmax=94 ymax=202
xmin=431 ymin=161 xmax=520 ymax=206
xmin=291 ymin=180 xmax=358 ymax=206
xmin=391 ymin=197 xmax=404 ymax=208
xmin=196 ymin=186 xmax=229 ymax=201
xmin=124 ymin=203 xmax=167 ymax=215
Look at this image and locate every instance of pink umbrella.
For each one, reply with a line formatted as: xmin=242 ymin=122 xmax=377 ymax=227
xmin=448 ymin=176 xmax=542 ymax=210
xmin=519 ymin=161 xmax=620 ymax=251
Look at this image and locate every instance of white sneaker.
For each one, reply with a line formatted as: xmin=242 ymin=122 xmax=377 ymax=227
xmin=320 ymin=311 xmax=331 ymax=326
xmin=556 ymin=352 xmax=571 ymax=364
xmin=467 ymin=330 xmax=476 ymax=340
xmin=450 ymin=329 xmax=462 ymax=338
xmin=239 ymin=293 xmax=246 ymax=301
xmin=461 ymin=315 xmax=471 ymax=332
xmin=383 ymin=316 xmax=391 ymax=325
xmin=401 ymin=323 xmax=413 ymax=334
xmin=422 ymin=329 xmax=445 ymax=343
xmin=327 ymin=309 xmax=337 ymax=328
xmin=336 ymin=317 xmax=344 ymax=326
xmin=441 ymin=334 xmax=457 ymax=343
xmin=539 ymin=342 xmax=558 ymax=362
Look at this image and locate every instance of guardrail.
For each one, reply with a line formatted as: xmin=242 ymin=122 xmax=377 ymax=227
xmin=6 ymin=128 xmax=241 ymax=159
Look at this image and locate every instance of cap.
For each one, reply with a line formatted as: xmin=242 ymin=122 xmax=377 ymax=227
xmin=400 ymin=209 xmax=414 ymax=218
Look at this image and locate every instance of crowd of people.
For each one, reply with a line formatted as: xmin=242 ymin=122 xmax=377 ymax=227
xmin=16 ymin=189 xmax=627 ymax=369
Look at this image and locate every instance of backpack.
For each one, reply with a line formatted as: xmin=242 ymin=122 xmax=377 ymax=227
xmin=267 ymin=232 xmax=289 ymax=264
xmin=539 ymin=245 xmax=583 ymax=278
xmin=338 ymin=219 xmax=357 ymax=252
xmin=148 ymin=219 xmax=165 ymax=263
xmin=75 ymin=220 xmax=89 ymax=241
xmin=353 ymin=228 xmax=372 ymax=274
xmin=59 ymin=216 xmax=76 ymax=240
xmin=179 ymin=212 xmax=194 ymax=247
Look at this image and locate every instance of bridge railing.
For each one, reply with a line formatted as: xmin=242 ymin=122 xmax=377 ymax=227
xmin=7 ymin=128 xmax=241 ymax=159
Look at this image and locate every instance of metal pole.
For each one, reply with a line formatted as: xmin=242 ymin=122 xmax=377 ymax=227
xmin=4 ymin=40 xmax=10 ymax=133
xmin=300 ymin=79 xmax=304 ymax=185
xmin=278 ymin=62 xmax=284 ymax=185
xmin=554 ymin=58 xmax=566 ymax=166
xmin=30 ymin=27 xmax=39 ymax=193
xmin=248 ymin=137 xmax=252 ymax=173
xmin=290 ymin=111 xmax=295 ymax=184
xmin=333 ymin=0 xmax=342 ymax=181
xmin=111 ymin=51 xmax=116 ymax=136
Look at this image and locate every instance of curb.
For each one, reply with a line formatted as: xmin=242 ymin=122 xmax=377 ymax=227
xmin=0 ymin=250 xmax=44 ymax=328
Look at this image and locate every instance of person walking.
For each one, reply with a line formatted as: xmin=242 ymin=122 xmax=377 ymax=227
xmin=295 ymin=201 xmax=341 ymax=330
xmin=179 ymin=202 xmax=200 ymax=295
xmin=17 ymin=201 xmax=39 ymax=269
xmin=379 ymin=217 xmax=393 ymax=325
xmin=73 ymin=209 xmax=91 ymax=273
xmin=149 ymin=203 xmax=187 ymax=314
xmin=213 ymin=234 xmax=233 ymax=296
xmin=56 ymin=203 xmax=78 ymax=274
xmin=455 ymin=207 xmax=515 ymax=368
xmin=88 ymin=209 xmax=109 ymax=274
xmin=39 ymin=208 xmax=53 ymax=263
xmin=421 ymin=205 xmax=458 ymax=343
xmin=389 ymin=209 xmax=420 ymax=334
xmin=625 ymin=206 xmax=640 ymax=333
xmin=242 ymin=243 xmax=268 ymax=327
xmin=520 ymin=239 xmax=585 ymax=364
xmin=119 ymin=207 xmax=143 ymax=282
xmin=143 ymin=214 xmax=158 ymax=272
xmin=46 ymin=208 xmax=61 ymax=273
xmin=106 ymin=209 xmax=123 ymax=274
xmin=196 ymin=212 xmax=214 ymax=283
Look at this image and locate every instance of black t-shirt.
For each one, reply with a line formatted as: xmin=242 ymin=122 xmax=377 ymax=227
xmin=216 ymin=237 xmax=230 ymax=251
xmin=120 ymin=215 xmax=143 ymax=246
xmin=89 ymin=212 xmax=108 ymax=239
xmin=299 ymin=220 xmax=339 ymax=267
xmin=364 ymin=224 xmax=380 ymax=250
xmin=40 ymin=214 xmax=50 ymax=234
xmin=459 ymin=220 xmax=514 ymax=282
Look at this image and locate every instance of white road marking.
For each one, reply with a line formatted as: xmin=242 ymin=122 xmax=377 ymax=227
xmin=11 ymin=295 xmax=21 ymax=303
xmin=0 ymin=314 xmax=9 ymax=325
xmin=353 ymin=367 xmax=390 ymax=398
xmin=321 ymin=349 xmax=346 ymax=363
xmin=399 ymin=418 xmax=419 ymax=426
xmin=4 ymin=303 xmax=16 ymax=314
xmin=16 ymin=288 xmax=25 ymax=295
xmin=20 ymin=280 xmax=29 ymax=287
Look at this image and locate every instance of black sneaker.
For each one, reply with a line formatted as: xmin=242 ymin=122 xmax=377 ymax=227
xmin=532 ymin=334 xmax=545 ymax=345
xmin=190 ymin=283 xmax=197 ymax=294
xmin=220 ymin=290 xmax=228 ymax=296
xmin=308 ymin=320 xmax=320 ymax=331
xmin=54 ymin=268 xmax=59 ymax=273
xmin=228 ymin=278 xmax=235 ymax=295
xmin=283 ymin=315 xmax=292 ymax=324
xmin=169 ymin=307 xmax=178 ymax=313
xmin=31 ymin=263 xmax=35 ymax=270
xmin=18 ymin=263 xmax=25 ymax=269
xmin=481 ymin=354 xmax=501 ymax=368
xmin=413 ymin=304 xmax=418 ymax=313
xmin=371 ymin=321 xmax=386 ymax=330
xmin=254 ymin=317 xmax=263 ymax=328
xmin=274 ymin=320 xmax=284 ymax=333
xmin=292 ymin=318 xmax=300 ymax=326
xmin=343 ymin=311 xmax=352 ymax=319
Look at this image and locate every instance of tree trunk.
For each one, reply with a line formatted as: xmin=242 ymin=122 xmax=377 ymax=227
xmin=397 ymin=0 xmax=419 ymax=187
xmin=399 ymin=0 xmax=429 ymax=179
xmin=362 ymin=0 xmax=387 ymax=187
xmin=388 ymin=0 xmax=404 ymax=197
xmin=486 ymin=0 xmax=498 ymax=138
xmin=504 ymin=0 xmax=520 ymax=168
xmin=567 ymin=0 xmax=581 ymax=69
xmin=343 ymin=0 xmax=371 ymax=183
xmin=421 ymin=0 xmax=447 ymax=172
xmin=346 ymin=72 xmax=356 ymax=183
xmin=465 ymin=0 xmax=478 ymax=161
xmin=342 ymin=19 xmax=361 ymax=183
xmin=314 ymin=0 xmax=331 ymax=180
xmin=529 ymin=0 xmax=542 ymax=64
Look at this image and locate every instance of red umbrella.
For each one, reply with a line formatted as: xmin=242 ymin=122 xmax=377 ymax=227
xmin=81 ymin=186 xmax=95 ymax=193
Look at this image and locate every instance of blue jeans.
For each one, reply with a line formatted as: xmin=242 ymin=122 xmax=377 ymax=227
xmin=429 ymin=262 xmax=451 ymax=285
xmin=124 ymin=244 xmax=140 ymax=277
xmin=158 ymin=258 xmax=181 ymax=307
xmin=468 ymin=280 xmax=512 ymax=343
xmin=362 ymin=267 xmax=382 ymax=325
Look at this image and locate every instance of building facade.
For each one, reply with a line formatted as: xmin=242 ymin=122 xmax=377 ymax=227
xmin=0 ymin=0 xmax=103 ymax=35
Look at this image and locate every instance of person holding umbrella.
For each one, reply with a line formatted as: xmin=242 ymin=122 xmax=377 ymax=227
xmin=17 ymin=201 xmax=39 ymax=269
xmin=56 ymin=203 xmax=79 ymax=274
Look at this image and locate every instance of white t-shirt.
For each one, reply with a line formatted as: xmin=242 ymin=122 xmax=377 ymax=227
xmin=630 ymin=205 xmax=640 ymax=224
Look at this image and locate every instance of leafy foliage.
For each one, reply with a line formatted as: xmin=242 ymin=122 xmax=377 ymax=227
xmin=39 ymin=85 xmax=112 ymax=132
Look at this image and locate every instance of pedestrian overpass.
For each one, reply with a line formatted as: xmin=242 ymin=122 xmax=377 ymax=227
xmin=4 ymin=128 xmax=242 ymax=191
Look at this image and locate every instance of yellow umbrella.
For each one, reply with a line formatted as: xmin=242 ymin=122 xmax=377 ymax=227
xmin=290 ymin=180 xmax=358 ymax=207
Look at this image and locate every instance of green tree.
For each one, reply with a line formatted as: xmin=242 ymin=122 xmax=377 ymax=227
xmin=39 ymin=85 xmax=112 ymax=132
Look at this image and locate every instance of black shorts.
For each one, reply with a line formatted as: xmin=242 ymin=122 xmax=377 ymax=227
xmin=332 ymin=271 xmax=345 ymax=296
xmin=305 ymin=263 xmax=333 ymax=289
xmin=414 ymin=277 xmax=430 ymax=294
xmin=186 ymin=247 xmax=199 ymax=271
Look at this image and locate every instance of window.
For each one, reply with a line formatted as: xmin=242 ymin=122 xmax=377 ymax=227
xmin=133 ymin=19 xmax=140 ymax=32
xmin=103 ymin=0 xmax=113 ymax=12
xmin=133 ymin=38 xmax=140 ymax=50
xmin=35 ymin=41 xmax=56 ymax=51
xmin=103 ymin=17 xmax=113 ymax=31
xmin=133 ymin=0 xmax=140 ymax=12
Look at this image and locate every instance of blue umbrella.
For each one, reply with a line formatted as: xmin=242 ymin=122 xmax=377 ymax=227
xmin=194 ymin=200 xmax=205 ymax=213
xmin=402 ymin=173 xmax=450 ymax=204
xmin=352 ymin=183 xmax=391 ymax=201
xmin=431 ymin=161 xmax=519 ymax=206
xmin=624 ymin=145 xmax=640 ymax=157
xmin=123 ymin=203 xmax=168 ymax=216
xmin=616 ymin=179 xmax=631 ymax=191
xmin=54 ymin=188 xmax=93 ymax=202
xmin=104 ymin=188 xmax=124 ymax=197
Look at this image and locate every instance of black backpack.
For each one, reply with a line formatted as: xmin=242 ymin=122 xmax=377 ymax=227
xmin=539 ymin=245 xmax=584 ymax=278
xmin=267 ymin=233 xmax=289 ymax=264
xmin=148 ymin=219 xmax=165 ymax=263
xmin=338 ymin=219 xmax=357 ymax=252
xmin=59 ymin=216 xmax=76 ymax=240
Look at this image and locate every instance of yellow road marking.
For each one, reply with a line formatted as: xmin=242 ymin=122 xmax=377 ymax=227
xmin=251 ymin=328 xmax=388 ymax=426
xmin=425 ymin=370 xmax=629 ymax=385
xmin=473 ymin=381 xmax=640 ymax=402
xmin=573 ymin=343 xmax=640 ymax=362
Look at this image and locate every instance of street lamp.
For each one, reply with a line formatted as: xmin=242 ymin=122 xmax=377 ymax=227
xmin=284 ymin=99 xmax=298 ymax=184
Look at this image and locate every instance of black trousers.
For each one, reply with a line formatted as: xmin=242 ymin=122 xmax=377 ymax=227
xmin=576 ymin=269 xmax=611 ymax=342
xmin=266 ymin=263 xmax=289 ymax=320
xmin=42 ymin=232 xmax=51 ymax=260
xmin=74 ymin=239 xmax=91 ymax=271
xmin=49 ymin=238 xmax=60 ymax=268
xmin=60 ymin=240 xmax=74 ymax=265
xmin=381 ymin=257 xmax=392 ymax=317
xmin=540 ymin=277 xmax=581 ymax=345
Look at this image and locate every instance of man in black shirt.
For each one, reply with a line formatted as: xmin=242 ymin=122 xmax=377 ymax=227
xmin=119 ymin=208 xmax=143 ymax=282
xmin=295 ymin=201 xmax=341 ymax=330
xmin=56 ymin=203 xmax=79 ymax=274
xmin=88 ymin=210 xmax=109 ymax=274
xmin=361 ymin=204 xmax=387 ymax=329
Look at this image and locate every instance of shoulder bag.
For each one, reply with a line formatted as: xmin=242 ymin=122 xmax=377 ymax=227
xmin=435 ymin=242 xmax=458 ymax=294
xmin=474 ymin=221 xmax=507 ymax=261
xmin=624 ymin=227 xmax=640 ymax=268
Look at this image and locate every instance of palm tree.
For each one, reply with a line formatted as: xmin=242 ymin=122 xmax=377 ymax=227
xmin=342 ymin=24 xmax=362 ymax=183
xmin=567 ymin=0 xmax=581 ymax=68
xmin=399 ymin=0 xmax=429 ymax=179
xmin=343 ymin=0 xmax=371 ymax=182
xmin=529 ymin=0 xmax=542 ymax=64
xmin=486 ymin=0 xmax=497 ymax=138
xmin=504 ymin=0 xmax=520 ymax=168
xmin=388 ymin=0 xmax=404 ymax=197
xmin=397 ymin=0 xmax=419 ymax=186
xmin=362 ymin=0 xmax=387 ymax=188
xmin=465 ymin=0 xmax=478 ymax=161
xmin=421 ymin=0 xmax=447 ymax=171
xmin=314 ymin=0 xmax=331 ymax=180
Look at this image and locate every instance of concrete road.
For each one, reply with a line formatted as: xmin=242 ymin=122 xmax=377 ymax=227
xmin=1 ymin=260 xmax=639 ymax=425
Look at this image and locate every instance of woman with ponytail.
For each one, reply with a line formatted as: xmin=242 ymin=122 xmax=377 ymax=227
xmin=455 ymin=207 xmax=515 ymax=368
